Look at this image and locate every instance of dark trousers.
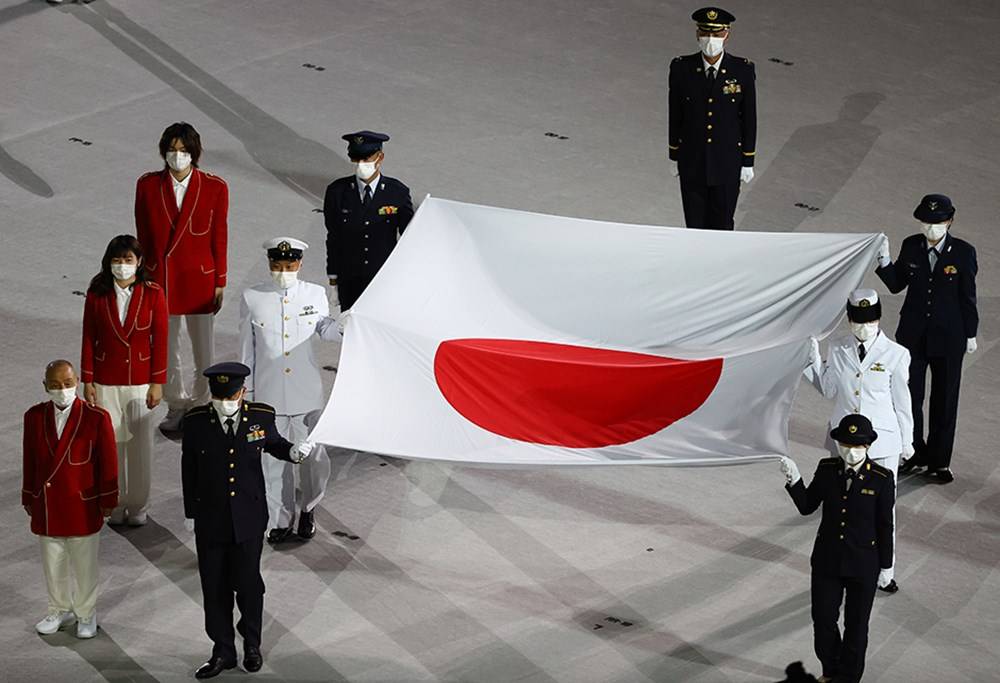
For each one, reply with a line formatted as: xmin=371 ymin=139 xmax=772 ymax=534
xmin=811 ymin=573 xmax=877 ymax=683
xmin=196 ymin=534 xmax=266 ymax=661
xmin=908 ymin=344 xmax=964 ymax=470
xmin=679 ymin=178 xmax=740 ymax=230
xmin=337 ymin=275 xmax=372 ymax=310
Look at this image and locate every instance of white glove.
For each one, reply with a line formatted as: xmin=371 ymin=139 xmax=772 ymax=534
xmin=291 ymin=441 xmax=314 ymax=463
xmin=669 ymin=160 xmax=680 ymax=178
xmin=809 ymin=336 xmax=823 ymax=372
xmin=877 ymin=238 xmax=891 ymax=267
xmin=878 ymin=567 xmax=894 ymax=587
xmin=184 ymin=518 xmax=195 ymax=533
xmin=967 ymin=337 xmax=977 ymax=354
xmin=329 ymin=283 xmax=340 ymax=309
xmin=780 ymin=456 xmax=801 ymax=485
xmin=740 ymin=167 xmax=754 ymax=184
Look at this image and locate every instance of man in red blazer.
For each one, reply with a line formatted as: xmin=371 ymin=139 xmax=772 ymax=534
xmin=22 ymin=360 xmax=118 ymax=639
xmin=135 ymin=122 xmax=228 ymax=434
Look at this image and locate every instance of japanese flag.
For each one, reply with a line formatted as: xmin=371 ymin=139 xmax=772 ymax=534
xmin=311 ymin=197 xmax=881 ymax=466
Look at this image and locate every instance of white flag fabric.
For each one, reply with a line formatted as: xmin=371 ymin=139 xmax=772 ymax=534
xmin=311 ymin=197 xmax=883 ymax=466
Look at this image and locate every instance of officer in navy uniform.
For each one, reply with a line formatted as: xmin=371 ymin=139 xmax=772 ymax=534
xmin=324 ymin=131 xmax=414 ymax=310
xmin=668 ymin=7 xmax=757 ymax=230
xmin=875 ymin=194 xmax=979 ymax=483
xmin=182 ymin=362 xmax=311 ymax=679
xmin=780 ymin=414 xmax=894 ymax=683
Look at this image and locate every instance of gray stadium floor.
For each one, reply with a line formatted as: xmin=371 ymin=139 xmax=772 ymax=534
xmin=1 ymin=1 xmax=998 ymax=681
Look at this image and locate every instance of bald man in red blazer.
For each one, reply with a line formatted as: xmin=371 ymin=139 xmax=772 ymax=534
xmin=135 ymin=122 xmax=228 ymax=432
xmin=23 ymin=360 xmax=118 ymax=639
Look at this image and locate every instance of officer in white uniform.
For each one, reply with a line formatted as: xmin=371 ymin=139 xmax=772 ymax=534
xmin=806 ymin=288 xmax=913 ymax=593
xmin=239 ymin=238 xmax=341 ymax=544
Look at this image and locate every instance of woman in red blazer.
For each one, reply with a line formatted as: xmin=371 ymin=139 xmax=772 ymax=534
xmin=81 ymin=235 xmax=167 ymax=526
xmin=134 ymin=122 xmax=228 ymax=432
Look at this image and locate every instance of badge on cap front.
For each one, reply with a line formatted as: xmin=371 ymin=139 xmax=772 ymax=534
xmin=217 ymin=375 xmax=228 ymax=383
xmin=849 ymin=425 xmax=858 ymax=434
xmin=707 ymin=9 xmax=718 ymax=20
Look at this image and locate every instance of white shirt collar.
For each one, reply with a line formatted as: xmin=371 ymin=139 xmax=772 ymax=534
xmin=927 ymin=233 xmax=947 ymax=254
xmin=702 ymin=52 xmax=724 ymax=74
xmin=172 ymin=171 xmax=192 ymax=189
xmin=846 ymin=459 xmax=865 ymax=474
xmin=359 ymin=173 xmax=381 ymax=200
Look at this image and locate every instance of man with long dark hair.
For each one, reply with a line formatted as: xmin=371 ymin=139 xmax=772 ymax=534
xmin=135 ymin=122 xmax=229 ymax=435
xmin=81 ymin=235 xmax=168 ymax=526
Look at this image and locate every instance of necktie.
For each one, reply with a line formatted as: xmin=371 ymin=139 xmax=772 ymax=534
xmin=225 ymin=417 xmax=235 ymax=437
xmin=706 ymin=66 xmax=716 ymax=82
xmin=928 ymin=246 xmax=937 ymax=271
xmin=858 ymin=343 xmax=866 ymax=362
xmin=845 ymin=468 xmax=856 ymax=491
xmin=363 ymin=185 xmax=372 ymax=207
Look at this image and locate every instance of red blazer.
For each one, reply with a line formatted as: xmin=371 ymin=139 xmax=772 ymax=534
xmin=134 ymin=168 xmax=229 ymax=315
xmin=22 ymin=399 xmax=118 ymax=537
xmin=81 ymin=281 xmax=168 ymax=386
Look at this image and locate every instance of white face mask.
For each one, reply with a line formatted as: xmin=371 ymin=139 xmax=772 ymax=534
xmin=850 ymin=321 xmax=879 ymax=342
xmin=48 ymin=387 xmax=77 ymax=409
xmin=837 ymin=443 xmax=868 ymax=466
xmin=921 ymin=222 xmax=948 ymax=243
xmin=212 ymin=398 xmax=241 ymax=417
xmin=270 ymin=270 xmax=298 ymax=290
xmin=698 ymin=35 xmax=725 ymax=58
xmin=355 ymin=160 xmax=378 ymax=180
xmin=111 ymin=263 xmax=137 ymax=281
xmin=166 ymin=151 xmax=192 ymax=173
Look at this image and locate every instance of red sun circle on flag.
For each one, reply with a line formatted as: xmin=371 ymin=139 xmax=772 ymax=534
xmin=433 ymin=339 xmax=724 ymax=448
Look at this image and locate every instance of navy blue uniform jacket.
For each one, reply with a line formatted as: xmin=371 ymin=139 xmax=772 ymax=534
xmin=876 ymin=233 xmax=978 ymax=357
xmin=182 ymin=401 xmax=294 ymax=544
xmin=323 ymin=175 xmax=414 ymax=280
xmin=787 ymin=457 xmax=894 ymax=579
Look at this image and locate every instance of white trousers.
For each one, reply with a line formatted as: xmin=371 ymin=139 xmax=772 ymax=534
xmin=40 ymin=533 xmax=101 ymax=619
xmin=165 ymin=314 xmax=214 ymax=410
xmin=263 ymin=411 xmax=331 ymax=528
xmin=95 ymin=383 xmax=153 ymax=518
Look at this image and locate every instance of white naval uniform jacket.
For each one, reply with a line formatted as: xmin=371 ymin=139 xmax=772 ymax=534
xmin=806 ymin=332 xmax=914 ymax=461
xmin=239 ymin=280 xmax=341 ymax=415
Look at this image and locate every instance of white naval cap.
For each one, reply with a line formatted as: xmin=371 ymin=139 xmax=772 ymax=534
xmin=263 ymin=237 xmax=309 ymax=260
xmin=848 ymin=289 xmax=879 ymax=307
xmin=846 ymin=288 xmax=881 ymax=322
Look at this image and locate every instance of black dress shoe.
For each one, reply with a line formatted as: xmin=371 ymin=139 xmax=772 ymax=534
xmin=243 ymin=645 xmax=263 ymax=672
xmin=899 ymin=455 xmax=927 ymax=474
xmin=297 ymin=510 xmax=316 ymax=540
xmin=195 ymin=655 xmax=237 ymax=679
xmin=266 ymin=527 xmax=295 ymax=544
xmin=878 ymin=579 xmax=899 ymax=594
xmin=928 ymin=468 xmax=954 ymax=483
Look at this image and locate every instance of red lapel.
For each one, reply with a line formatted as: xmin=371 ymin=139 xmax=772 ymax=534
xmin=158 ymin=170 xmax=180 ymax=226
xmin=166 ymin=169 xmax=202 ymax=256
xmin=106 ymin=283 xmax=144 ymax=343
xmin=45 ymin=399 xmax=83 ymax=461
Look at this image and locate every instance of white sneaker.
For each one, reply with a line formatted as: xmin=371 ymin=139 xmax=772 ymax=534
xmin=126 ymin=512 xmax=147 ymax=526
xmin=108 ymin=508 xmax=126 ymax=525
xmin=35 ymin=611 xmax=75 ymax=635
xmin=76 ymin=614 xmax=98 ymax=639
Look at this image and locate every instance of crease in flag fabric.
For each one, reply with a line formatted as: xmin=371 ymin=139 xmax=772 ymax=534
xmin=311 ymin=197 xmax=884 ymax=466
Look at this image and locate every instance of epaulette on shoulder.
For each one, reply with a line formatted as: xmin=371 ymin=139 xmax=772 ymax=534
xmin=818 ymin=457 xmax=840 ymax=466
xmin=145 ymin=281 xmax=162 ymax=290
xmin=867 ymin=461 xmax=890 ymax=478
xmin=201 ymin=171 xmax=228 ymax=186
xmin=245 ymin=402 xmax=275 ymax=414
xmin=745 ymin=57 xmax=752 ymax=64
xmin=185 ymin=405 xmax=212 ymax=418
